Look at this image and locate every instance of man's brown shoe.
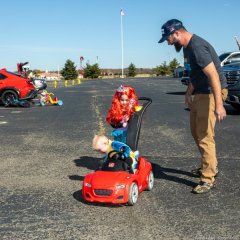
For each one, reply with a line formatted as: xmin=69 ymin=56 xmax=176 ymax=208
xmin=192 ymin=181 xmax=215 ymax=194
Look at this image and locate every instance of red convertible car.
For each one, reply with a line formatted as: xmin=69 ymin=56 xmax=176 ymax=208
xmin=82 ymin=97 xmax=153 ymax=206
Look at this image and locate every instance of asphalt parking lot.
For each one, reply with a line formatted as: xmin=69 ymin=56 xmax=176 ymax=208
xmin=0 ymin=77 xmax=239 ymax=240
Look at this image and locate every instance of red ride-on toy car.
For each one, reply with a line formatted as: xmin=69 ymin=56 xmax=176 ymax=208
xmin=82 ymin=97 xmax=153 ymax=206
xmin=83 ymin=155 xmax=154 ymax=205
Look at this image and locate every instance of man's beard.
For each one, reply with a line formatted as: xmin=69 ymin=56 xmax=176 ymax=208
xmin=174 ymin=42 xmax=182 ymax=52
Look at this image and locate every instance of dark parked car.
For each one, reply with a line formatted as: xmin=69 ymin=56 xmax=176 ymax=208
xmin=219 ymin=51 xmax=240 ymax=66
xmin=222 ymin=62 xmax=240 ymax=110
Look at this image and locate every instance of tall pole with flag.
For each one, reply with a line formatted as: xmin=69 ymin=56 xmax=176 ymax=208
xmin=120 ymin=9 xmax=125 ymax=78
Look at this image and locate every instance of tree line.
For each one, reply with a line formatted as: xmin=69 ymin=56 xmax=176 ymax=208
xmin=32 ymin=58 xmax=182 ymax=80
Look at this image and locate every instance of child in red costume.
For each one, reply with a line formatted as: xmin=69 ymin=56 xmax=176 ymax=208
xmin=106 ymin=85 xmax=141 ymax=143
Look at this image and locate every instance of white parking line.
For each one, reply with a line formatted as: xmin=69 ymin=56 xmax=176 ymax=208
xmin=0 ymin=121 xmax=7 ymax=124
xmin=11 ymin=111 xmax=22 ymax=114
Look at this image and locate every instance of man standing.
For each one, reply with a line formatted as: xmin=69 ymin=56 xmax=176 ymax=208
xmin=158 ymin=19 xmax=228 ymax=194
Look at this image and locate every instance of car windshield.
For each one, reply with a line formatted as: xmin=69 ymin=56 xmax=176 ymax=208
xmin=6 ymin=71 xmax=22 ymax=77
xmin=219 ymin=53 xmax=231 ymax=62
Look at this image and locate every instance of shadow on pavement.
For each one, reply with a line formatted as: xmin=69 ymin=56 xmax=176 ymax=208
xmin=73 ymin=189 xmax=85 ymax=202
xmin=73 ymin=155 xmax=102 ymax=170
xmin=71 ymin=156 xmax=197 ymax=188
xmin=151 ymin=162 xmax=197 ymax=188
xmin=69 ymin=175 xmax=84 ymax=181
xmin=69 ymin=155 xmax=103 ymax=182
xmin=69 ymin=156 xmax=102 ymax=182
xmin=225 ymin=105 xmax=240 ymax=115
xmin=166 ymin=91 xmax=186 ymax=95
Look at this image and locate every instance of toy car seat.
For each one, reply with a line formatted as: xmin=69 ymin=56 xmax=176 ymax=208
xmin=101 ymin=150 xmax=132 ymax=172
xmin=126 ymin=97 xmax=152 ymax=151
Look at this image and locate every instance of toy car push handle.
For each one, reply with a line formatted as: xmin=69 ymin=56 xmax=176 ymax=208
xmin=138 ymin=97 xmax=152 ymax=106
xmin=126 ymin=97 xmax=152 ymax=151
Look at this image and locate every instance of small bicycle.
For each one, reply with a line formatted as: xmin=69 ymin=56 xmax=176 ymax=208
xmin=39 ymin=90 xmax=63 ymax=106
xmin=4 ymin=95 xmax=31 ymax=108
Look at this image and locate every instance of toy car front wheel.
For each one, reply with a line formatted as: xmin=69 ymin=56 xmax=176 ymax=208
xmin=1 ymin=90 xmax=18 ymax=106
xmin=146 ymin=171 xmax=154 ymax=191
xmin=128 ymin=182 xmax=138 ymax=206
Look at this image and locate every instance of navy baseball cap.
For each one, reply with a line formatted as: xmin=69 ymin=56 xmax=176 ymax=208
xmin=158 ymin=19 xmax=184 ymax=43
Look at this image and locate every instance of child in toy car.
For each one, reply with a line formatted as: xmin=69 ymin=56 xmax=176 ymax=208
xmin=92 ymin=135 xmax=138 ymax=173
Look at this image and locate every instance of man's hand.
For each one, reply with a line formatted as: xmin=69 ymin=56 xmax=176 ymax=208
xmin=203 ymin=62 xmax=226 ymax=122
xmin=185 ymin=94 xmax=193 ymax=109
xmin=215 ymin=104 xmax=226 ymax=122
xmin=185 ymin=82 xmax=194 ymax=109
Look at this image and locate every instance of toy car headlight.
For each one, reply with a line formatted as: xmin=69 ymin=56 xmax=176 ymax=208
xmin=84 ymin=182 xmax=92 ymax=187
xmin=116 ymin=184 xmax=125 ymax=189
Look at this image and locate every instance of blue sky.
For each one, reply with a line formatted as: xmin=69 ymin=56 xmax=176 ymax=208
xmin=1 ymin=0 xmax=239 ymax=71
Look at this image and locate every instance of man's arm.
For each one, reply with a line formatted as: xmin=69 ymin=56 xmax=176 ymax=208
xmin=185 ymin=82 xmax=194 ymax=109
xmin=203 ymin=62 xmax=226 ymax=122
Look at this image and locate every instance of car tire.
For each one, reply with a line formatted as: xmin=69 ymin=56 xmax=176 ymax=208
xmin=128 ymin=182 xmax=138 ymax=206
xmin=230 ymin=103 xmax=240 ymax=111
xmin=1 ymin=90 xmax=18 ymax=106
xmin=146 ymin=171 xmax=154 ymax=191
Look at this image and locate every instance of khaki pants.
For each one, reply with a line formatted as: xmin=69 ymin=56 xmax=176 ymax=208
xmin=190 ymin=89 xmax=228 ymax=184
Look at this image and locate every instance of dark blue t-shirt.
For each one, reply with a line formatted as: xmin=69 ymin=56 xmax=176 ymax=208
xmin=184 ymin=34 xmax=227 ymax=94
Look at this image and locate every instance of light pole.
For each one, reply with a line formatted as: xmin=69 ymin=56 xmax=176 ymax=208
xmin=120 ymin=9 xmax=125 ymax=78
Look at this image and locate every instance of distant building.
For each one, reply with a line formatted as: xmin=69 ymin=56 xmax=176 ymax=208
xmin=100 ymin=68 xmax=156 ymax=78
xmin=78 ymin=73 xmax=84 ymax=79
xmin=38 ymin=72 xmax=61 ymax=81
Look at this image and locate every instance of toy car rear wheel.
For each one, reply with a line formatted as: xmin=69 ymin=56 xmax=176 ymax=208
xmin=1 ymin=90 xmax=18 ymax=106
xmin=146 ymin=171 xmax=154 ymax=191
xmin=128 ymin=182 xmax=138 ymax=206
